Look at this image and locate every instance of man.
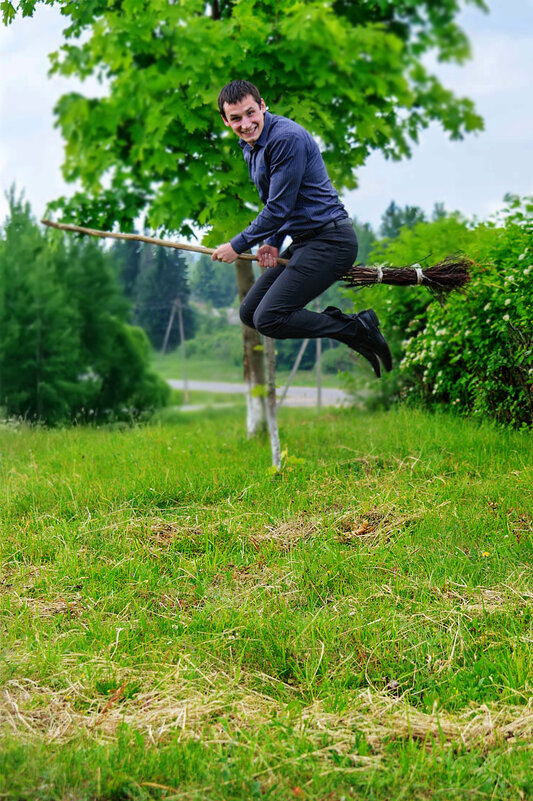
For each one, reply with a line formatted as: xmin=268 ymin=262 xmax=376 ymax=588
xmin=211 ymin=80 xmax=392 ymax=378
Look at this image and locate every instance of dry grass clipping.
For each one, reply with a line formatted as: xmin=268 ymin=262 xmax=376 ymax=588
xmin=334 ymin=506 xmax=422 ymax=546
xmin=1 ymin=677 xmax=531 ymax=758
xmin=126 ymin=517 xmax=204 ymax=555
xmin=250 ymin=514 xmax=322 ymax=552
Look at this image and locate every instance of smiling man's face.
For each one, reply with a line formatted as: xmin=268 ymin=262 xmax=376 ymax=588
xmin=222 ymin=94 xmax=266 ymax=145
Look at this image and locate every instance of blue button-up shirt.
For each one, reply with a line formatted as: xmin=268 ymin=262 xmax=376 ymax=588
xmin=230 ymin=111 xmax=348 ymax=254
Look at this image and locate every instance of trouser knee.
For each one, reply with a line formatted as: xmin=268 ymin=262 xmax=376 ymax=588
xmin=239 ymin=301 xmax=256 ymax=329
xmin=252 ymin=308 xmax=285 ymax=338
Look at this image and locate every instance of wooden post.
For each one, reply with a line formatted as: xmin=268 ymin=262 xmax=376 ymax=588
xmin=161 ymin=298 xmax=178 ymax=356
xmin=277 ymin=338 xmax=309 ymax=410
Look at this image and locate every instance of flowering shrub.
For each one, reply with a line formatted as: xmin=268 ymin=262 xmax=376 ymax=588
xmin=402 ymin=202 xmax=532 ymax=428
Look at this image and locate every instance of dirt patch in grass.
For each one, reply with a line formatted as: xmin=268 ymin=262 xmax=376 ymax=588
xmin=127 ymin=517 xmax=205 ymax=555
xmin=11 ymin=593 xmax=88 ymax=619
xmin=0 ymin=564 xmax=52 ymax=596
xmin=249 ymin=514 xmax=322 ymax=552
xmin=333 ymin=506 xmax=422 ymax=546
xmin=427 ymin=581 xmax=533 ymax=616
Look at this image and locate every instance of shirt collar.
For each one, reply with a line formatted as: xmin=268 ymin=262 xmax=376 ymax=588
xmin=239 ymin=110 xmax=273 ymax=152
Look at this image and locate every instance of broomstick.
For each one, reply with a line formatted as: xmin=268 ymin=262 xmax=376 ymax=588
xmin=41 ymin=220 xmax=471 ymax=294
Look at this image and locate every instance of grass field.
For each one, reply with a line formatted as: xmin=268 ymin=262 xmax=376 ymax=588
xmin=1 ymin=406 xmax=532 ymax=800
xmin=152 ymin=352 xmax=343 ymax=389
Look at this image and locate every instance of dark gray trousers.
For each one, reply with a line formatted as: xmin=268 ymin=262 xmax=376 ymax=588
xmin=239 ymin=219 xmax=358 ymax=340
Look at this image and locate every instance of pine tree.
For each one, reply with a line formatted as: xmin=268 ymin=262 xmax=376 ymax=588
xmin=352 ymin=217 xmax=377 ymax=265
xmin=0 ymin=193 xmax=84 ymax=422
xmin=0 ymin=192 xmax=169 ymax=423
xmin=191 ymin=255 xmax=218 ymax=306
xmin=135 ymin=245 xmax=194 ymax=350
xmin=109 ymin=238 xmax=142 ymax=301
xmin=380 ymin=201 xmax=427 ymax=239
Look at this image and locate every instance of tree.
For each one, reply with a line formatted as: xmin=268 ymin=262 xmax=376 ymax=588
xmin=109 ymin=237 xmax=143 ymax=301
xmin=0 ymin=192 xmax=169 ymax=423
xmin=135 ymin=244 xmax=194 ymax=351
xmin=190 ymin=255 xmax=218 ymax=306
xmin=191 ymin=255 xmax=238 ymax=307
xmin=379 ymin=201 xmax=427 ymax=239
xmin=352 ymin=217 xmax=377 ymax=265
xmin=2 ymin=0 xmax=486 ymax=438
xmin=0 ymin=194 xmax=84 ymax=423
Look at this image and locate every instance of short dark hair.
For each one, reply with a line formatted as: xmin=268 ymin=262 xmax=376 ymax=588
xmin=218 ymin=80 xmax=262 ymax=119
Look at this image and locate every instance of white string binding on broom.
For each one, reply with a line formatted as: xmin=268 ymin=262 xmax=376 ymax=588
xmin=375 ymin=265 xmax=384 ymax=283
xmin=412 ymin=263 xmax=424 ymax=284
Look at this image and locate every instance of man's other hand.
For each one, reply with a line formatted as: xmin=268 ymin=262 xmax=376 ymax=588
xmin=211 ymin=242 xmax=239 ymax=263
xmin=257 ymin=245 xmax=279 ymax=268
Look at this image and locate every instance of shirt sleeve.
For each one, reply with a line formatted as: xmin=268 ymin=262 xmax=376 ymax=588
xmin=230 ymin=135 xmax=306 ymax=254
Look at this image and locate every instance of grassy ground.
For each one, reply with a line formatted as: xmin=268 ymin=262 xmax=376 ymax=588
xmin=152 ymin=352 xmax=342 ymax=388
xmin=0 ymin=406 xmax=532 ymax=800
xmin=168 ymin=388 xmax=245 ymax=407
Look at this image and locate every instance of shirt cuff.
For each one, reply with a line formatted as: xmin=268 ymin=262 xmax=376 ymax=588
xmin=230 ymin=233 xmax=250 ymax=255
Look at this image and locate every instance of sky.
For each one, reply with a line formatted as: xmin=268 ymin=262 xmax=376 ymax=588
xmin=1 ymin=1 xmax=533 ymax=232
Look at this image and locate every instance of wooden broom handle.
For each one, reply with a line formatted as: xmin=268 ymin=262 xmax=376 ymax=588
xmin=41 ymin=220 xmax=290 ymax=265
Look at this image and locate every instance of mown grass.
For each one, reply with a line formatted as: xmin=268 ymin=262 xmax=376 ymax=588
xmin=152 ymin=352 xmax=342 ymax=388
xmin=0 ymin=406 xmax=532 ymax=800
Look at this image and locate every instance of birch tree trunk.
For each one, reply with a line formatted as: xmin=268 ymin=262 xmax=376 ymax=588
xmin=234 ymin=257 xmax=266 ymax=436
xmin=264 ymin=334 xmax=281 ymax=468
xmin=258 ymin=264 xmax=281 ymax=469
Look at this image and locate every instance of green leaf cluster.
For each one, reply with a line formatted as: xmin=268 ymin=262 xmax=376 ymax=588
xmin=0 ymin=192 xmax=170 ymax=424
xmin=5 ymin=0 xmax=484 ymax=244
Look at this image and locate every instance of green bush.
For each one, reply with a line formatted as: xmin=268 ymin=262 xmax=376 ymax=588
xmin=342 ymin=200 xmax=532 ymax=427
xmin=402 ymin=201 xmax=532 ymax=428
xmin=320 ymin=343 xmax=354 ymax=374
xmin=186 ymin=324 xmax=243 ymax=367
xmin=341 ymin=214 xmax=486 ymax=407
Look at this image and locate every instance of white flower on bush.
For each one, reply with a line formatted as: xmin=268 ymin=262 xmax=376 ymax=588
xmin=483 ymin=302 xmax=491 ymax=311
xmin=464 ymin=330 xmax=471 ymax=337
xmin=503 ymin=314 xmax=510 ymax=321
xmin=504 ymin=298 xmax=511 ymax=305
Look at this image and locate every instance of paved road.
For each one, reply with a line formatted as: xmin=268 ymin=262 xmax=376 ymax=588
xmin=168 ymin=379 xmax=348 ymax=407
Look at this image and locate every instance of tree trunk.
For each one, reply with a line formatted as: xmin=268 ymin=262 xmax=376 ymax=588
xmin=264 ymin=333 xmax=281 ymax=468
xmin=234 ymin=257 xmax=266 ymax=436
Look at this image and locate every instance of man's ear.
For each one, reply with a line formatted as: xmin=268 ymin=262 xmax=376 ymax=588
xmin=260 ymin=98 xmax=266 ymax=113
xmin=221 ymin=114 xmax=230 ymax=127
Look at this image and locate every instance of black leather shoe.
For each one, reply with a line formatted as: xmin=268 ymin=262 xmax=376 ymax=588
xmin=323 ymin=306 xmax=392 ymax=378
xmin=358 ymin=309 xmax=393 ymax=373
xmin=323 ymin=306 xmax=381 ymax=377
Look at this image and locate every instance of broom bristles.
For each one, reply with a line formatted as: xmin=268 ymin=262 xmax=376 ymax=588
xmin=342 ymin=255 xmax=472 ymax=293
